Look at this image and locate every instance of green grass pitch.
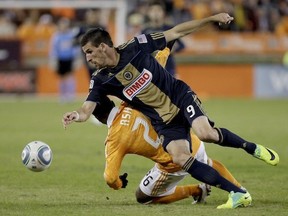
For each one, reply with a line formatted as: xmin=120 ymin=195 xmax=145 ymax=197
xmin=0 ymin=96 xmax=288 ymax=216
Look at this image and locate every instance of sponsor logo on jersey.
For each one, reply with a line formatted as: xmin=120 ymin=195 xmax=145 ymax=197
xmin=136 ymin=34 xmax=147 ymax=44
xmin=123 ymin=71 xmax=133 ymax=81
xmin=89 ymin=80 xmax=94 ymax=89
xmin=123 ymin=69 xmax=152 ymax=100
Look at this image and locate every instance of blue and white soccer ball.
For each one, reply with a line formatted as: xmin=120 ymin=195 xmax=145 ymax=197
xmin=21 ymin=141 xmax=53 ymax=172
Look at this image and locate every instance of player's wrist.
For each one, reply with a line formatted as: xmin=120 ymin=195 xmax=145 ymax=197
xmin=73 ymin=111 xmax=80 ymax=121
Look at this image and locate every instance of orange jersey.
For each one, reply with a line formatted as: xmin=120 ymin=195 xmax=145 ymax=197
xmin=104 ymin=103 xmax=201 ymax=189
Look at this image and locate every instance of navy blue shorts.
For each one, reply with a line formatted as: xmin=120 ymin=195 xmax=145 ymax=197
xmin=156 ymin=112 xmax=192 ymax=152
xmin=154 ymin=90 xmax=214 ymax=152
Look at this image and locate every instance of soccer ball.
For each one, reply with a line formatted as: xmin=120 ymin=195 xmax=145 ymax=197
xmin=21 ymin=141 xmax=53 ymax=172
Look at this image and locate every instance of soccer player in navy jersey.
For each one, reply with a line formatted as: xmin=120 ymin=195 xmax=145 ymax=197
xmin=90 ymin=48 xmax=246 ymax=205
xmin=62 ymin=13 xmax=279 ymax=209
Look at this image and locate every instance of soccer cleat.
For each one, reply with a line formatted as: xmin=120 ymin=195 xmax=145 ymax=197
xmin=253 ymin=144 xmax=279 ymax=166
xmin=217 ymin=191 xmax=252 ymax=209
xmin=192 ymin=183 xmax=211 ymax=204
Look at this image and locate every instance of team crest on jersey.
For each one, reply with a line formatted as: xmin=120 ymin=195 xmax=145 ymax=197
xmin=123 ymin=69 xmax=152 ymax=100
xmin=123 ymin=71 xmax=133 ymax=81
xmin=89 ymin=80 xmax=94 ymax=89
xmin=136 ymin=34 xmax=147 ymax=44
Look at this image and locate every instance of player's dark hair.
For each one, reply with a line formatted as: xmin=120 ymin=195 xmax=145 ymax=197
xmin=148 ymin=0 xmax=166 ymax=10
xmin=80 ymin=28 xmax=114 ymax=48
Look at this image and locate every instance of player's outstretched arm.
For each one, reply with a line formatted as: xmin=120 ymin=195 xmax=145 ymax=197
xmin=62 ymin=101 xmax=96 ymax=129
xmin=163 ymin=13 xmax=233 ymax=43
xmin=104 ymin=139 xmax=128 ymax=190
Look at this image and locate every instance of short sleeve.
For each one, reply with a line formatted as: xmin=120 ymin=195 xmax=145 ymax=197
xmin=85 ymin=77 xmax=106 ymax=103
xmin=135 ymin=32 xmax=166 ymax=54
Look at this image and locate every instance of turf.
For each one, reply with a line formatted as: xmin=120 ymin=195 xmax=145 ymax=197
xmin=0 ymin=96 xmax=287 ymax=216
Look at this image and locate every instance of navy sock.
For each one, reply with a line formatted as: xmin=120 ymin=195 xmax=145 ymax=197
xmin=183 ymin=157 xmax=245 ymax=193
xmin=215 ymin=128 xmax=257 ymax=154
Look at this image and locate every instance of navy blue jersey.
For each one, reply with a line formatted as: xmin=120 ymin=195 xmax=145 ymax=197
xmin=142 ymin=25 xmax=185 ymax=76
xmin=86 ymin=32 xmax=191 ymax=125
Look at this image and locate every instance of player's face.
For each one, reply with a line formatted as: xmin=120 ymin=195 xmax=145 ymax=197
xmin=82 ymin=42 xmax=107 ymax=69
xmin=148 ymin=5 xmax=165 ymax=22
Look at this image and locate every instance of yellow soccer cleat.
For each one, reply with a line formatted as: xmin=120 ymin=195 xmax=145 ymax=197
xmin=217 ymin=191 xmax=252 ymax=209
xmin=253 ymin=144 xmax=279 ymax=166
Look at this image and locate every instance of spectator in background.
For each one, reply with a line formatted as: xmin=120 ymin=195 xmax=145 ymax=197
xmin=74 ymin=9 xmax=107 ymax=78
xmin=127 ymin=11 xmax=145 ymax=38
xmin=257 ymin=5 xmax=271 ymax=32
xmin=32 ymin=13 xmax=57 ymax=55
xmin=189 ymin=0 xmax=211 ymax=20
xmin=126 ymin=0 xmax=287 ymax=33
xmin=231 ymin=0 xmax=248 ymax=31
xmin=49 ymin=17 xmax=80 ymax=103
xmin=239 ymin=0 xmax=259 ymax=32
xmin=16 ymin=16 xmax=37 ymax=55
xmin=142 ymin=0 xmax=185 ymax=77
xmin=278 ymin=0 xmax=288 ymax=16
xmin=51 ymin=7 xmax=75 ymax=20
xmin=0 ymin=13 xmax=16 ymax=37
xmin=17 ymin=17 xmax=36 ymax=40
xmin=2 ymin=8 xmax=26 ymax=28
xmin=256 ymin=0 xmax=280 ymax=32
xmin=171 ymin=0 xmax=192 ymax=25
xmin=275 ymin=16 xmax=288 ymax=36
xmin=35 ymin=14 xmax=56 ymax=39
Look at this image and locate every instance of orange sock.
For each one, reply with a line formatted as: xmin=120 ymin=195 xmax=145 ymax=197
xmin=212 ymin=159 xmax=241 ymax=188
xmin=151 ymin=184 xmax=201 ymax=204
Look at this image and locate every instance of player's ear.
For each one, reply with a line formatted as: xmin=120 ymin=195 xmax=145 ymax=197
xmin=99 ymin=43 xmax=106 ymax=51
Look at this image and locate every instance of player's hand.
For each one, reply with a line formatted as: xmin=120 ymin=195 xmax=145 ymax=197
xmin=62 ymin=111 xmax=79 ymax=129
xmin=213 ymin=13 xmax=234 ymax=25
xmin=119 ymin=173 xmax=128 ymax=188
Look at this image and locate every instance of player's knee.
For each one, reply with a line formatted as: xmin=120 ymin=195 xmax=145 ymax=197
xmin=135 ymin=187 xmax=153 ymax=204
xmin=171 ymin=153 xmax=191 ymax=166
xmin=192 ymin=116 xmax=218 ymax=142
xmin=166 ymin=148 xmax=191 ymax=166
xmin=166 ymin=140 xmax=192 ymax=166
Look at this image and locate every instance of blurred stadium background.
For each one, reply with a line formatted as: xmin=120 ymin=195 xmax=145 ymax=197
xmin=0 ymin=0 xmax=288 ymax=98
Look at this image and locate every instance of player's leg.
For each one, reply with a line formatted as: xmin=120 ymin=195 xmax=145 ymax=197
xmin=156 ymin=114 xmax=251 ymax=208
xmin=184 ymin=92 xmax=279 ymax=166
xmin=195 ymin=141 xmax=242 ymax=188
xmin=191 ymin=143 xmax=252 ymax=208
xmin=165 ymin=139 xmax=246 ymax=193
xmin=165 ymin=139 xmax=252 ymax=208
xmin=135 ymin=165 xmax=207 ymax=204
xmin=159 ymin=123 xmax=247 ymax=195
xmin=136 ymin=185 xmax=204 ymax=204
xmin=192 ymin=115 xmax=279 ymax=166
